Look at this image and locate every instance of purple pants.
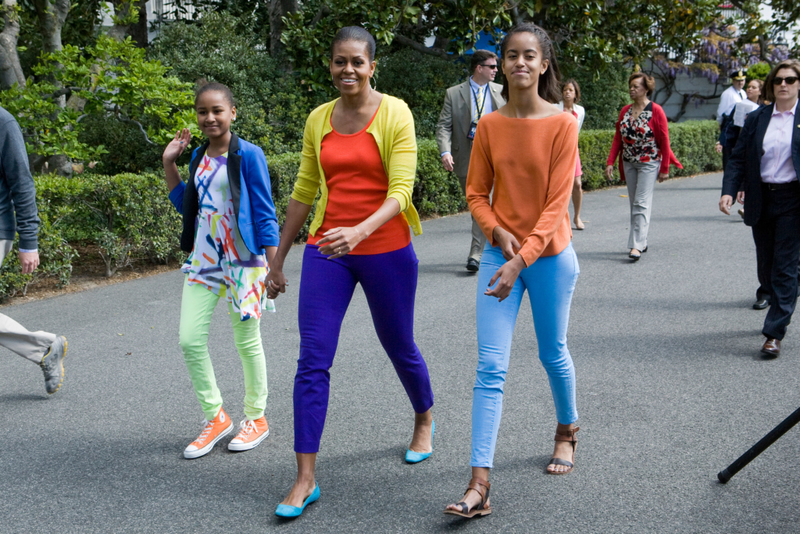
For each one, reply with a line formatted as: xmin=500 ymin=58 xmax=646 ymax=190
xmin=294 ymin=243 xmax=434 ymax=453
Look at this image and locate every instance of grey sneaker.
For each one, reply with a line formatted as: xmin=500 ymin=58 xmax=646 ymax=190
xmin=40 ymin=336 xmax=67 ymax=395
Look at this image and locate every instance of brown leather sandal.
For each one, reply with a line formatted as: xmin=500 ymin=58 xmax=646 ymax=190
xmin=546 ymin=426 xmax=579 ymax=475
xmin=443 ymin=477 xmax=492 ymax=518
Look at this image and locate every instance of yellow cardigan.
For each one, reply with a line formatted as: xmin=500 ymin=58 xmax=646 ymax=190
xmin=291 ymin=94 xmax=423 ymax=237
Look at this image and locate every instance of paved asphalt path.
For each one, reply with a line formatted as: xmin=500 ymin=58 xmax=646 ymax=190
xmin=2 ymin=172 xmax=799 ymax=533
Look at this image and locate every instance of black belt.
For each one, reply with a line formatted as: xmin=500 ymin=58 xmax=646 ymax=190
xmin=762 ymin=181 xmax=799 ymax=191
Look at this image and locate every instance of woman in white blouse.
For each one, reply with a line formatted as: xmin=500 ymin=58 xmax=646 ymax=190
xmin=558 ymin=79 xmax=586 ymax=229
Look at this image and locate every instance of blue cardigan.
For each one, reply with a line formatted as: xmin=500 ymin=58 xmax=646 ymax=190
xmin=169 ymin=134 xmax=279 ymax=256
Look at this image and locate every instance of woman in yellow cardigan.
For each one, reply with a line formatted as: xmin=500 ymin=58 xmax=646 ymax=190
xmin=266 ymin=26 xmax=435 ymax=518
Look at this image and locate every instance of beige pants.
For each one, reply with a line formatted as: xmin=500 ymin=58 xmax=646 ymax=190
xmin=0 ymin=240 xmax=56 ymax=363
xmin=458 ymin=173 xmax=488 ymax=261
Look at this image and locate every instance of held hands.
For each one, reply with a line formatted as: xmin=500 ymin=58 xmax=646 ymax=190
xmin=441 ymin=153 xmax=455 ymax=172
xmin=163 ymin=129 xmax=191 ymax=164
xmin=605 ymin=165 xmax=614 ymax=181
xmin=719 ymin=194 xmax=734 ymax=215
xmin=19 ymin=251 xmax=39 ymax=274
xmin=317 ymin=226 xmax=365 ymax=259
xmin=266 ymin=266 xmax=288 ymax=300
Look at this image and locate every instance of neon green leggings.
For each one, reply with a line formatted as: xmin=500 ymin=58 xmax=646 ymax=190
xmin=179 ymin=277 xmax=267 ymax=421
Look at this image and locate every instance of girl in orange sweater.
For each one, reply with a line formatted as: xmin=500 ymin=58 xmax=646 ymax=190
xmin=445 ymin=23 xmax=580 ymax=518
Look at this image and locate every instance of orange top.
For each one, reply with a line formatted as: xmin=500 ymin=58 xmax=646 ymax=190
xmin=308 ymin=114 xmax=411 ymax=255
xmin=466 ymin=111 xmax=578 ymax=266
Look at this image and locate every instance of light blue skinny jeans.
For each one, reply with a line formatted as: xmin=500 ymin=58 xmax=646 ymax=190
xmin=471 ymin=243 xmax=580 ymax=468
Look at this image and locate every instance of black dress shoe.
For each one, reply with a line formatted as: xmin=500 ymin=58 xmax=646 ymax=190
xmin=761 ymin=337 xmax=781 ymax=358
xmin=753 ymin=298 xmax=770 ymax=310
xmin=466 ymin=258 xmax=480 ymax=272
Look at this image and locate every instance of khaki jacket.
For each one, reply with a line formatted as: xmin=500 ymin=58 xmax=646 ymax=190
xmin=435 ymin=80 xmax=505 ymax=180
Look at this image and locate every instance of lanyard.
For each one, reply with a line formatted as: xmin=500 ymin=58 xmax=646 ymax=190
xmin=472 ymin=84 xmax=488 ymax=119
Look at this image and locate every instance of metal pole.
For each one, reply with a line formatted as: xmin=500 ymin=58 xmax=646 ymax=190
xmin=718 ymin=406 xmax=800 ymax=483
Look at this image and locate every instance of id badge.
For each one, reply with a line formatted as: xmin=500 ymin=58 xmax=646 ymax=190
xmin=467 ymin=121 xmax=478 ymax=140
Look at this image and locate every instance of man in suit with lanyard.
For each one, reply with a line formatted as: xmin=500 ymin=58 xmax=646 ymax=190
xmin=717 ymin=69 xmax=747 ymax=172
xmin=436 ymin=50 xmax=505 ymax=272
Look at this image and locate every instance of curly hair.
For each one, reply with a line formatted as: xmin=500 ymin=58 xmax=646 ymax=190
xmin=628 ymin=72 xmax=655 ymax=98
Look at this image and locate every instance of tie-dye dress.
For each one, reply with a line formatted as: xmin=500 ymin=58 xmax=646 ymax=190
xmin=181 ymin=151 xmax=274 ymax=320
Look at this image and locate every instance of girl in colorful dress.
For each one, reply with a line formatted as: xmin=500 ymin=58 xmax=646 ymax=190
xmin=558 ymin=79 xmax=586 ymax=230
xmin=266 ymin=27 xmax=434 ymax=518
xmin=162 ymin=82 xmax=279 ymax=459
xmin=605 ymin=72 xmax=682 ymax=261
xmin=444 ymin=23 xmax=580 ymax=519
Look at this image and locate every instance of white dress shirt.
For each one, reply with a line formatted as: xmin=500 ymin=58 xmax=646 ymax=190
xmin=469 ymin=76 xmax=493 ymax=121
xmin=717 ymin=85 xmax=746 ymax=124
xmin=761 ymin=99 xmax=798 ymax=184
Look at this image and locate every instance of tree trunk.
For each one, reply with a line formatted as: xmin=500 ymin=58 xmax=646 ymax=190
xmin=34 ymin=0 xmax=71 ymax=176
xmin=269 ymin=0 xmax=297 ymax=58
xmin=33 ymin=0 xmax=70 ymax=54
xmin=130 ymin=0 xmax=148 ymax=48
xmin=0 ymin=0 xmax=26 ymax=89
xmin=110 ymin=0 xmax=147 ymax=46
xmin=109 ymin=0 xmax=145 ymax=43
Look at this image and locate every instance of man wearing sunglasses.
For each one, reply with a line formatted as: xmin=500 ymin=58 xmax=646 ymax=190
xmin=436 ymin=50 xmax=505 ymax=273
xmin=720 ymin=59 xmax=800 ymax=358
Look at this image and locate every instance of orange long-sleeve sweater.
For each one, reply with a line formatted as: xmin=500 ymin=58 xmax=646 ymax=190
xmin=466 ymin=111 xmax=578 ymax=266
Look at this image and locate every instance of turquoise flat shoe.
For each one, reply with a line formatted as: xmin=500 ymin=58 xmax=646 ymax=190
xmin=275 ymin=483 xmax=320 ymax=518
xmin=405 ymin=420 xmax=435 ymax=464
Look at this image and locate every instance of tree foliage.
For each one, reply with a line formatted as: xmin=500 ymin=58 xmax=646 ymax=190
xmin=0 ymin=34 xmax=197 ymax=163
xmin=149 ymin=11 xmax=316 ymax=156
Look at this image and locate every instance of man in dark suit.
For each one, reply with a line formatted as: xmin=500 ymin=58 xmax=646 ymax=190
xmin=720 ymin=60 xmax=800 ymax=357
xmin=436 ymin=50 xmax=505 ymax=272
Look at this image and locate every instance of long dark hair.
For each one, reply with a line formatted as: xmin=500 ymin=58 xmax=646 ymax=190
xmin=499 ymin=23 xmax=561 ymax=103
xmin=562 ymin=78 xmax=581 ymax=103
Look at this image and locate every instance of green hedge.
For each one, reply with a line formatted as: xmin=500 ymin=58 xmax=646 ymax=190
xmin=0 ymin=173 xmax=183 ymax=301
xmin=1 ymin=121 xmax=720 ymax=300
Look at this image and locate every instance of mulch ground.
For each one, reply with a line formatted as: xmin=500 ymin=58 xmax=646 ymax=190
xmin=0 ymin=244 xmax=183 ymax=308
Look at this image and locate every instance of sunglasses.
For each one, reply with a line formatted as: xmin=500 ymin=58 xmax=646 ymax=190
xmin=772 ymin=76 xmax=799 ymax=86
xmin=481 ymin=64 xmax=498 ymax=70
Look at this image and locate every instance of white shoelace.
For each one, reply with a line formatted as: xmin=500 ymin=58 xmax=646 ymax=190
xmin=195 ymin=419 xmax=213 ymax=443
xmin=235 ymin=419 xmax=258 ymax=439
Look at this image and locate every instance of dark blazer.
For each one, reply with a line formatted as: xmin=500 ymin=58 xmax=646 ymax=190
xmin=722 ymin=103 xmax=800 ymax=227
xmin=168 ymin=133 xmax=279 ymax=255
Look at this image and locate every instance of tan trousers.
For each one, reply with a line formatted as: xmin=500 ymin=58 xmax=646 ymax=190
xmin=458 ymin=173 xmax=488 ymax=261
xmin=0 ymin=240 xmax=56 ymax=363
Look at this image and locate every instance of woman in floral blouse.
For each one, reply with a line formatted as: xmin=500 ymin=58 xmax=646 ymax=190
xmin=605 ymin=72 xmax=682 ymax=261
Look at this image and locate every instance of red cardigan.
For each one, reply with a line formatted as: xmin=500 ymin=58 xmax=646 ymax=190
xmin=606 ymin=102 xmax=682 ymax=182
